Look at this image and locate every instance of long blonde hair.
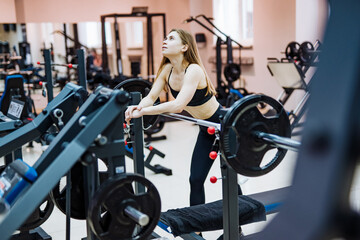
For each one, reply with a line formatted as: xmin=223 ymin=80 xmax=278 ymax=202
xmin=155 ymin=29 xmax=216 ymax=96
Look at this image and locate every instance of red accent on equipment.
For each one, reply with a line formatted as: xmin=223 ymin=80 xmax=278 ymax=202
xmin=207 ymin=126 xmax=216 ymax=135
xmin=210 ymin=176 xmax=217 ymax=183
xmin=209 ymin=151 xmax=217 ymax=160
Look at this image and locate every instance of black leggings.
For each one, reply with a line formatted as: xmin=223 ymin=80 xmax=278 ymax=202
xmin=189 ymin=105 xmax=242 ymax=206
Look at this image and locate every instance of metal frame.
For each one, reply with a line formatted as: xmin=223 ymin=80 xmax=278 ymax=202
xmin=0 ymin=87 xmax=132 ymax=240
xmin=0 ymin=112 xmax=22 ymax=132
xmin=0 ymin=83 xmax=86 ymax=158
xmin=100 ymin=13 xmax=166 ymax=78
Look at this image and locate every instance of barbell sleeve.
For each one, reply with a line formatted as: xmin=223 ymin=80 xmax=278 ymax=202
xmin=253 ymin=131 xmax=301 ymax=152
xmin=124 ymin=206 xmax=150 ymax=226
xmin=161 ymin=113 xmax=221 ymax=130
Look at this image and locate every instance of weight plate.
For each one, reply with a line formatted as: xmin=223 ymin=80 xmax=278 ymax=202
xmin=50 ymin=162 xmax=108 ymax=220
xmin=285 ymin=41 xmax=301 ymax=61
xmin=220 ymin=94 xmax=291 ymax=177
xmin=18 ymin=194 xmax=54 ymax=232
xmin=224 ymin=63 xmax=241 ymax=82
xmin=88 ymin=173 xmax=161 ymax=240
xmin=299 ymin=41 xmax=315 ymax=64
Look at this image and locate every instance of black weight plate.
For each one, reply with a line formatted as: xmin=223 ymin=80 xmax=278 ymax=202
xmin=220 ymin=94 xmax=291 ymax=177
xmin=299 ymin=41 xmax=315 ymax=64
xmin=114 ymin=78 xmax=160 ymax=130
xmin=18 ymin=194 xmax=54 ymax=232
xmin=285 ymin=41 xmax=301 ymax=61
xmin=224 ymin=63 xmax=241 ymax=82
xmin=88 ymin=173 xmax=161 ymax=240
xmin=50 ymin=162 xmax=108 ymax=220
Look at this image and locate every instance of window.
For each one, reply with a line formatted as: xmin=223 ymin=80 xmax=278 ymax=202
xmin=212 ymin=0 xmax=253 ymax=44
xmin=78 ymin=22 xmax=112 ymax=48
xmin=125 ymin=21 xmax=143 ymax=49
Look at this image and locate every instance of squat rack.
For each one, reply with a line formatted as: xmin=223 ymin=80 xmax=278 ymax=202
xmin=100 ymin=11 xmax=166 ymax=79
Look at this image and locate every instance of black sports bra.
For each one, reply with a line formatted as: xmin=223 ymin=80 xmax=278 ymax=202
xmin=167 ymin=65 xmax=213 ymax=106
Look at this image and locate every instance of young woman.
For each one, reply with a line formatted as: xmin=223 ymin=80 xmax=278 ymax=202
xmin=125 ymin=29 xmax=240 ymax=206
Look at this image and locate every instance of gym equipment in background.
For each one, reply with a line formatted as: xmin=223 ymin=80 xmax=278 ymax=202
xmin=183 ymin=14 xmax=251 ymax=107
xmin=267 ymin=40 xmax=321 ymax=134
xmin=100 ymin=11 xmax=166 ymax=85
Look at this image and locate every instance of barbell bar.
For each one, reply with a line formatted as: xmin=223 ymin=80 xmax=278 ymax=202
xmin=160 ymin=113 xmax=221 ymax=131
xmin=124 ymin=205 xmax=150 ymax=226
xmin=37 ymin=61 xmax=77 ymax=69
xmin=253 ymin=131 xmax=300 ymax=152
xmin=158 ymin=112 xmax=301 ymax=170
xmin=160 ymin=112 xmax=300 ymax=153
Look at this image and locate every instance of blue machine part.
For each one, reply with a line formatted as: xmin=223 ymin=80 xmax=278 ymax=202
xmin=229 ymin=88 xmax=244 ymax=98
xmin=125 ymin=144 xmax=134 ymax=154
xmin=265 ymin=202 xmax=282 ymax=213
xmin=0 ymin=159 xmax=38 ymax=205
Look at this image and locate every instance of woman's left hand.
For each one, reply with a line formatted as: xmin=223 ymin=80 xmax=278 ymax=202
xmin=130 ymin=109 xmax=144 ymax=119
xmin=125 ymin=106 xmax=144 ymax=124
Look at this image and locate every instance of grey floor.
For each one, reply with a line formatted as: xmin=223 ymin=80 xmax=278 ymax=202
xmin=2 ymin=108 xmax=360 ymax=239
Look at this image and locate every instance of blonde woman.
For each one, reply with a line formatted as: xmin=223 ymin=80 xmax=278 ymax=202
xmin=125 ymin=29 xmax=241 ymax=206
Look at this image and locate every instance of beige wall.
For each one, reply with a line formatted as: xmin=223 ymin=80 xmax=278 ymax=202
xmin=0 ymin=0 xmax=16 ymax=23
xmin=14 ymin=0 xmax=190 ymax=24
xmin=2 ymin=0 xmax=328 ymax=109
xmin=247 ymin=0 xmax=296 ymax=98
xmin=296 ymin=0 xmax=328 ymax=43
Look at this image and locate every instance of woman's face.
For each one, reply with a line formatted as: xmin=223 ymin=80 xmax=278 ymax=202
xmin=162 ymin=31 xmax=186 ymax=56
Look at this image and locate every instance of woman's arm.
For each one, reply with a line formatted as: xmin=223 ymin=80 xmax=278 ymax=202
xmin=140 ymin=64 xmax=204 ymax=115
xmin=125 ymin=64 xmax=169 ymax=122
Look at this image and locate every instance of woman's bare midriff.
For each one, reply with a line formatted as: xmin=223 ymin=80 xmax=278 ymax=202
xmin=184 ymin=96 xmax=220 ymax=120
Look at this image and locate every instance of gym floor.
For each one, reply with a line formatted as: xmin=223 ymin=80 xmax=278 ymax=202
xmin=2 ymin=89 xmax=360 ymax=240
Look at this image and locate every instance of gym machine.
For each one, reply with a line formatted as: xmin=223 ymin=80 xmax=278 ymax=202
xmin=0 ymin=83 xmax=87 ymax=162
xmin=267 ymin=40 xmax=321 ymax=134
xmin=37 ymin=48 xmax=87 ymax=101
xmin=0 ymin=111 xmax=22 ymax=133
xmin=0 ymin=86 xmax=151 ymax=240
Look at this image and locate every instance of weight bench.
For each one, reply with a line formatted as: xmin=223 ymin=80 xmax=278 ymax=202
xmin=267 ymin=61 xmax=307 ymax=91
xmin=157 ymin=187 xmax=289 ymax=239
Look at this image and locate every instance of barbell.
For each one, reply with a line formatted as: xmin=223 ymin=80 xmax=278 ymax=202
xmin=159 ymin=95 xmax=300 ymax=177
xmin=37 ymin=61 xmax=77 ymax=69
